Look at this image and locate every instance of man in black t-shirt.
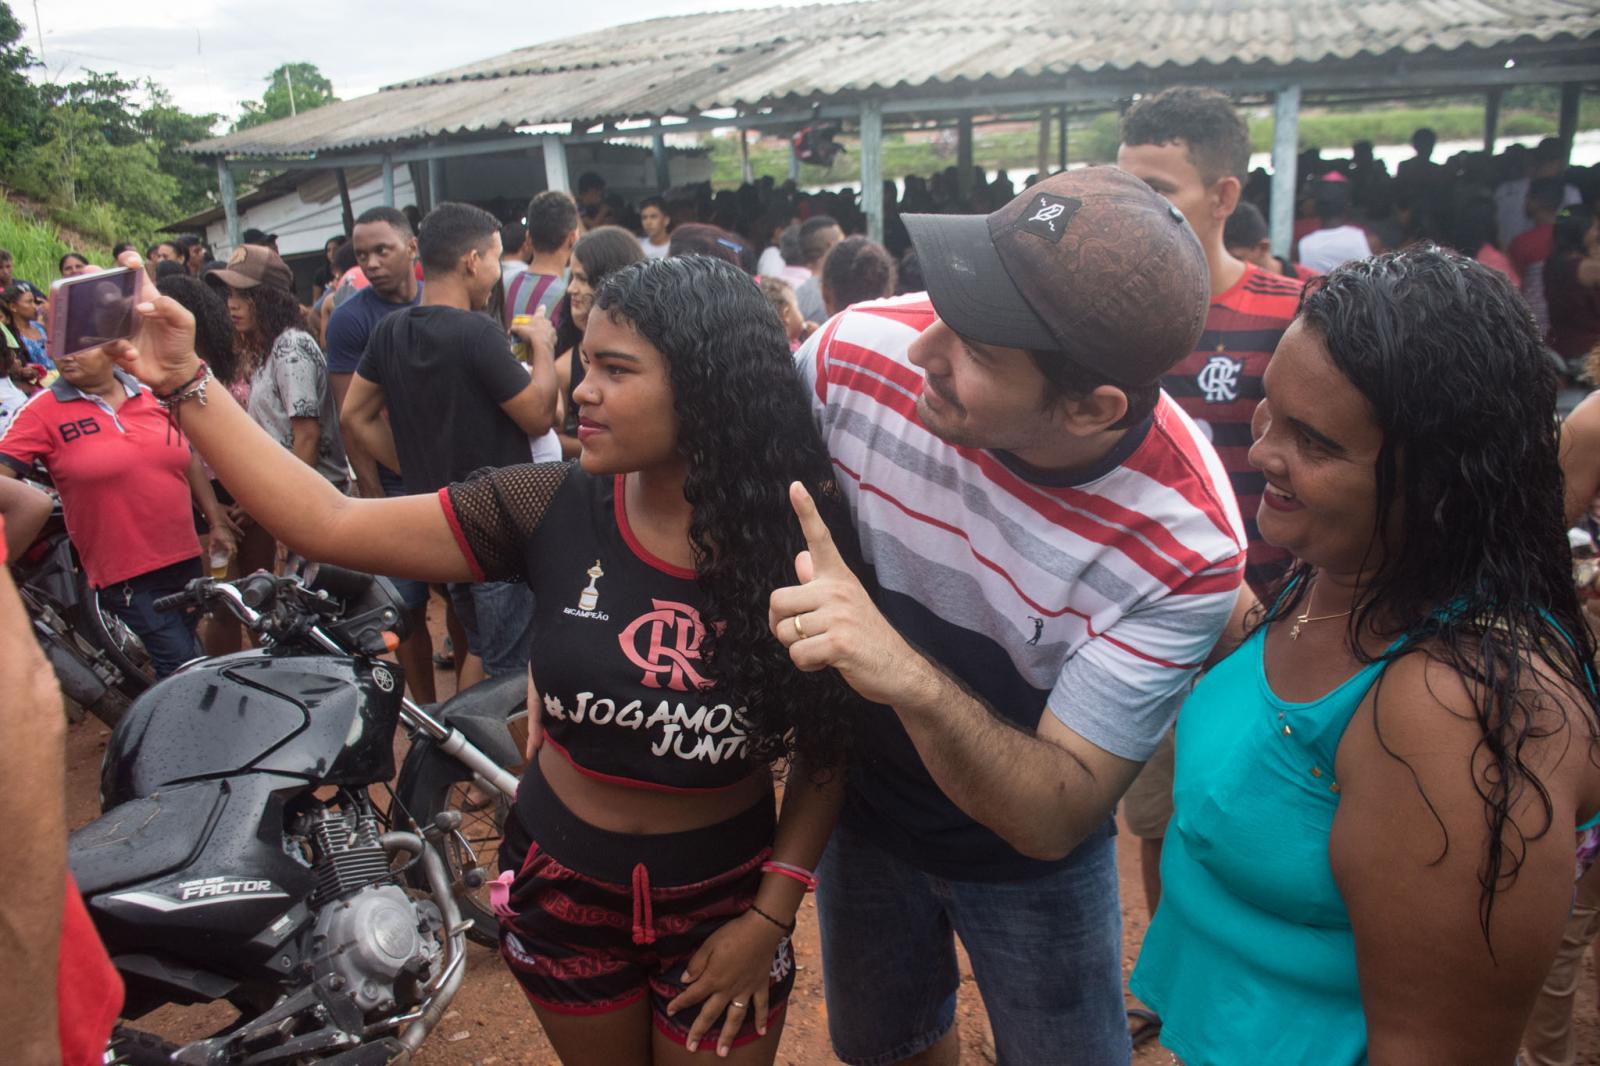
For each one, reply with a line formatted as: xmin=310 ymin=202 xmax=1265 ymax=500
xmin=343 ymin=202 xmax=558 ymax=682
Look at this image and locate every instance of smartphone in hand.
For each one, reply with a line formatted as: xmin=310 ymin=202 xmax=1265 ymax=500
xmin=46 ymin=267 xmax=139 ymax=366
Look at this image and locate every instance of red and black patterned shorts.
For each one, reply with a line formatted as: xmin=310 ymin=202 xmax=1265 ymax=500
xmin=496 ymin=762 xmax=796 ymax=1048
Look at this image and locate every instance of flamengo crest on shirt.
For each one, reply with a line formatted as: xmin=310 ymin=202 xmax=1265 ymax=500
xmin=1196 ymin=354 xmax=1244 ymax=404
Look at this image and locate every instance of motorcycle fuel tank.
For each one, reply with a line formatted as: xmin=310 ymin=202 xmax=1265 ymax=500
xmin=104 ymin=650 xmax=404 ymax=806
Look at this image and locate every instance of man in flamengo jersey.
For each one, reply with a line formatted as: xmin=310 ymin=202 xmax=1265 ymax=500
xmin=770 ymin=166 xmax=1244 ymax=1065
xmin=1113 ymin=90 xmax=1306 ymax=1007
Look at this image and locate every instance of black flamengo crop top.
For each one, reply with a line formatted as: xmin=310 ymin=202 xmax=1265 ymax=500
xmin=440 ymin=463 xmax=759 ymax=793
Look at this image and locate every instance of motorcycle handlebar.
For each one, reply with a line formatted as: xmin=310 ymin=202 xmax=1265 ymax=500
xmin=152 ymin=590 xmax=192 ymax=612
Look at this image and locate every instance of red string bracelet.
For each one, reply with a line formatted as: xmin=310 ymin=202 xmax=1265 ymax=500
xmin=761 ymin=860 xmax=818 ymax=891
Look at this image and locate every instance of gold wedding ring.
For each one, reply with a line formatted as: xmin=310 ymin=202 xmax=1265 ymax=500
xmin=792 ymin=614 xmax=807 ymax=640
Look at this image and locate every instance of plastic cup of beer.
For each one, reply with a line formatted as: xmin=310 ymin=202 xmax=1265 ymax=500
xmin=209 ymin=542 xmax=232 ymax=580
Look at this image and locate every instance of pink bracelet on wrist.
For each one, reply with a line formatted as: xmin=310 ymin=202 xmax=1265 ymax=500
xmin=761 ymin=860 xmax=818 ymax=891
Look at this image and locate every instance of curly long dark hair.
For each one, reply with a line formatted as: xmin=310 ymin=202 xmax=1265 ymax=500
xmin=593 ymin=255 xmax=855 ymax=770
xmin=218 ymin=282 xmax=307 ymax=366
xmin=158 ymin=275 xmax=242 ymax=385
xmin=1258 ymin=245 xmax=1600 ymax=944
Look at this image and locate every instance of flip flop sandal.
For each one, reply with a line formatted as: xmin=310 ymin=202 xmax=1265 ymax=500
xmin=1127 ymin=1007 xmax=1162 ymax=1049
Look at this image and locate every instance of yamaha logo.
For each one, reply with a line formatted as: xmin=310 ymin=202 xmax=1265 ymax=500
xmin=371 ymin=666 xmax=396 ymax=692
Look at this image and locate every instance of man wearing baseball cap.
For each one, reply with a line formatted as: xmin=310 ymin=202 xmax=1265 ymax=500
xmin=773 ymin=166 xmax=1245 ymax=1065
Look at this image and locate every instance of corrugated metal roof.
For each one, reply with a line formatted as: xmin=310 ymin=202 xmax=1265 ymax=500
xmin=185 ymin=0 xmax=1600 ymax=157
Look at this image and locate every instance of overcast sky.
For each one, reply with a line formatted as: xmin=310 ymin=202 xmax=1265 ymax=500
xmin=18 ymin=0 xmax=852 ymax=124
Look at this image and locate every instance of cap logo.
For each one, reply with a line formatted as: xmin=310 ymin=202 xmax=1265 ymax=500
xmin=228 ymin=247 xmax=247 ymax=266
xmin=1019 ymin=194 xmax=1081 ymax=243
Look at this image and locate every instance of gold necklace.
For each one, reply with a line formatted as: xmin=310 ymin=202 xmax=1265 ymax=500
xmin=1289 ymin=580 xmax=1353 ymax=640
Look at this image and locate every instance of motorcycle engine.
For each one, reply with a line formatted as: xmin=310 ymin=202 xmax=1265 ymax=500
xmin=303 ymin=805 xmax=443 ymax=1015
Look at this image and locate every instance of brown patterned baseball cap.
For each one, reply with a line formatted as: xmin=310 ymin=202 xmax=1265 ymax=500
xmin=205 ymin=244 xmax=294 ymax=294
xmin=903 ymin=166 xmax=1210 ymax=387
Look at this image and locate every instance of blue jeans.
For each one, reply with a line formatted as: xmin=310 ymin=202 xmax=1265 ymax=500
xmin=446 ymin=580 xmax=534 ymax=677
xmin=101 ymin=557 xmax=203 ymax=678
xmin=816 ymin=820 xmax=1130 ymax=1066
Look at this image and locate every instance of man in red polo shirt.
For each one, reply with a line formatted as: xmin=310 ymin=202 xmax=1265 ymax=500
xmin=0 ymin=341 xmax=231 ymax=676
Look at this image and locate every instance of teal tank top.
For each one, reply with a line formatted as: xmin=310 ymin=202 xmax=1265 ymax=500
xmin=1128 ymin=620 xmax=1395 ymax=1066
xmin=1131 ymin=616 xmax=1600 ymax=1066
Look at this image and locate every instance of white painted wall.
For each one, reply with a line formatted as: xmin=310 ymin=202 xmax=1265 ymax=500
xmin=204 ymin=167 xmax=417 ymax=261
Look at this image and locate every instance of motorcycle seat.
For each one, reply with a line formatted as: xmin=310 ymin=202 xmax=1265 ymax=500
xmin=432 ymin=669 xmax=526 ymax=724
xmin=69 ymin=780 xmax=225 ymax=897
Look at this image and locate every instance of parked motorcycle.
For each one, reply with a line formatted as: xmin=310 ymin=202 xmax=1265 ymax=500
xmin=71 ymin=564 xmax=521 ymax=1064
xmin=12 ymin=480 xmax=154 ymax=726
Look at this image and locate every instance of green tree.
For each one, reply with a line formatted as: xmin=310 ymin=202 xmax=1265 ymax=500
xmin=0 ymin=0 xmax=44 ymax=159
xmin=139 ymin=82 xmax=221 ymax=210
xmin=235 ymin=62 xmax=337 ymax=130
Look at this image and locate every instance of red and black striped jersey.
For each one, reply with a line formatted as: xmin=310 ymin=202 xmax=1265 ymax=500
xmin=1161 ymin=263 xmax=1304 ymax=597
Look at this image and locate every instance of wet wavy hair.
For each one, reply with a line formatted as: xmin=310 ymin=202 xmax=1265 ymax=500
xmin=1259 ymin=245 xmax=1600 ymax=944
xmin=593 ymin=255 xmax=856 ymax=770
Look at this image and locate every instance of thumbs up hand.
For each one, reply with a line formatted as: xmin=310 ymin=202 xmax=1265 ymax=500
xmin=769 ymin=481 xmax=922 ymax=706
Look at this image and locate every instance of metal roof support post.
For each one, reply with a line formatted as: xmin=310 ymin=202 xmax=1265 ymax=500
xmin=860 ymin=99 xmax=884 ymax=244
xmin=1558 ymin=82 xmax=1581 ymax=161
xmin=652 ymin=129 xmax=670 ymax=190
xmin=739 ymin=123 xmax=754 ymax=185
xmin=1036 ymin=109 xmax=1050 ymax=176
xmin=1483 ymin=88 xmax=1503 ymax=154
xmin=427 ymin=154 xmax=443 ymax=213
xmin=216 ymin=158 xmax=241 ymax=250
xmin=1269 ymin=84 xmax=1301 ymax=261
xmin=957 ymin=115 xmax=974 ymax=200
xmin=382 ymin=153 xmax=395 ymax=208
xmin=1058 ymin=106 xmax=1068 ymax=171
xmin=788 ymin=137 xmax=800 ymax=182
xmin=542 ymin=135 xmax=571 ymax=194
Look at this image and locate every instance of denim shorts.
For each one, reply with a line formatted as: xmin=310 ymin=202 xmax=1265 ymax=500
xmin=446 ymin=580 xmax=534 ymax=677
xmin=815 ymin=820 xmax=1130 ymax=1066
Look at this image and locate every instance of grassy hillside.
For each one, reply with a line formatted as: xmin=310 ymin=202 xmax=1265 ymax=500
xmin=0 ymin=193 xmax=111 ymax=289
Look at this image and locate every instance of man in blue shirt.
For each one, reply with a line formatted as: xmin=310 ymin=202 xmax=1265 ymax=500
xmin=325 ymin=206 xmax=436 ymax=700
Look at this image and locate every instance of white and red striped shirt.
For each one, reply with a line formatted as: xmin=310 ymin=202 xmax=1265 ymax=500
xmin=799 ymin=295 xmax=1245 ymax=878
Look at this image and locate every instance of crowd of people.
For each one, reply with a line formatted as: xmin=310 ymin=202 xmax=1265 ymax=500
xmin=3 ymin=84 xmax=1600 ymax=1066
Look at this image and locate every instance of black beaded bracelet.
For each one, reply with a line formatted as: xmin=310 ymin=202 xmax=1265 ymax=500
xmin=747 ymin=903 xmax=796 ymax=935
xmin=154 ymin=361 xmax=211 ymax=410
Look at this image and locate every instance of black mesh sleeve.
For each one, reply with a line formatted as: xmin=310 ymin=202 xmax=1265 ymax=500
xmin=443 ymin=462 xmax=573 ymax=583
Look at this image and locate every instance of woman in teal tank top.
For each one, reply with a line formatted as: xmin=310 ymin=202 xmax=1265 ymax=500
xmin=1130 ymin=248 xmax=1600 ymax=1065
